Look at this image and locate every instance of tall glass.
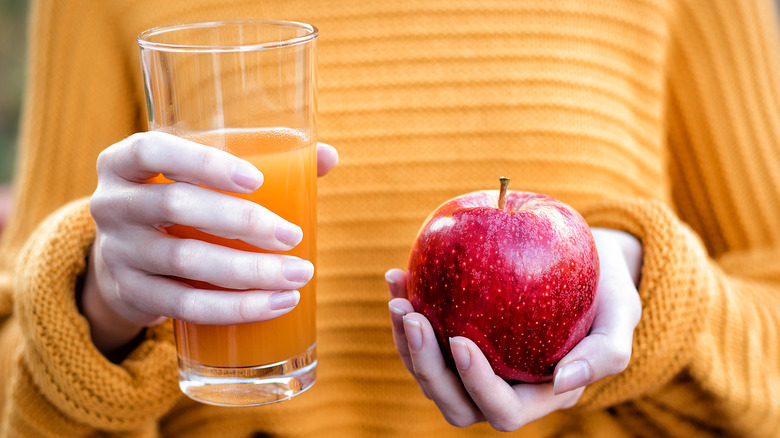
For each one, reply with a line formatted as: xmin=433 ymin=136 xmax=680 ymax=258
xmin=137 ymin=20 xmax=318 ymax=407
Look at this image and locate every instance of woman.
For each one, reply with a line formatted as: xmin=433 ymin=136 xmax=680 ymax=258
xmin=1 ymin=0 xmax=779 ymax=436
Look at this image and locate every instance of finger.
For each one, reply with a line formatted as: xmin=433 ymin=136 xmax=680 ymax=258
xmin=387 ymin=297 xmax=414 ymax=374
xmin=402 ymin=313 xmax=485 ymax=428
xmin=126 ymin=234 xmax=314 ymax=291
xmin=385 ymin=269 xmax=409 ymax=299
xmin=451 ymin=337 xmax=583 ymax=432
xmin=112 ymin=271 xmax=301 ymax=325
xmin=99 ymin=131 xmax=263 ymax=193
xmin=125 ymin=181 xmax=303 ymax=251
xmin=553 ymin=232 xmax=641 ymax=395
xmin=552 ymin=295 xmax=639 ymax=395
xmin=448 ymin=336 xmax=524 ymax=430
xmin=317 ymin=142 xmax=339 ymax=177
xmin=386 ymin=270 xmax=413 ymax=372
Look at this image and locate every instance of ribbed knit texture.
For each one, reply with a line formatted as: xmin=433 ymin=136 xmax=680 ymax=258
xmin=1 ymin=0 xmax=779 ymax=436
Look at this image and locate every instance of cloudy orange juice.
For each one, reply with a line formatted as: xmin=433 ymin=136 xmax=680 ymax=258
xmin=150 ymin=128 xmax=316 ymax=369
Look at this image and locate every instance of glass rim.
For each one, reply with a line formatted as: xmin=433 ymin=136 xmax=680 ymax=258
xmin=137 ymin=19 xmax=318 ymax=53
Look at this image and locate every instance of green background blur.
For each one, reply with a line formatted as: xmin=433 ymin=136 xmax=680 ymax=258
xmin=0 ymin=0 xmax=28 ymax=184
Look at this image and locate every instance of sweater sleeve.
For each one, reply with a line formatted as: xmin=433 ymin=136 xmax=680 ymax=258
xmin=577 ymin=198 xmax=780 ymax=437
xmin=1 ymin=199 xmax=182 ymax=437
xmin=0 ymin=0 xmax=183 ymax=435
xmin=575 ymin=198 xmax=712 ymax=410
xmin=573 ymin=1 xmax=780 ymax=436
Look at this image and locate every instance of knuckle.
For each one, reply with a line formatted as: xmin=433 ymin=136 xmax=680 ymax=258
xmin=252 ymin=255 xmax=279 ymax=287
xmin=90 ymin=187 xmax=131 ymax=224
xmin=105 ymin=271 xmax=162 ymax=325
xmin=171 ymin=290 xmax=201 ymax=322
xmin=606 ymin=339 xmax=632 ymax=374
xmin=590 ymin=332 xmax=632 ymax=376
xmin=165 ymin=240 xmax=196 ymax=277
xmin=238 ymin=202 xmax=257 ymax=227
xmin=112 ymin=271 xmax=136 ymax=304
xmin=412 ymin=367 xmax=437 ymax=388
xmin=96 ymin=234 xmax=122 ymax=262
xmin=613 ymin=348 xmax=632 ymax=373
xmin=237 ymin=294 xmax=258 ymax=323
xmin=192 ymin=143 xmax=214 ymax=175
xmin=95 ymin=148 xmax=113 ymax=174
xmin=489 ymin=417 xmax=523 ymax=433
xmin=443 ymin=413 xmax=475 ymax=429
xmin=94 ymin=237 xmax=134 ymax=283
xmin=240 ymin=204 xmax=263 ymax=234
xmin=97 ymin=135 xmax=137 ymax=174
xmin=160 ymin=183 xmax=191 ymax=222
xmin=223 ymin=256 xmax=241 ymax=282
xmin=89 ymin=192 xmax=110 ymax=220
xmin=243 ymin=205 xmax=276 ymax=244
xmin=127 ymin=132 xmax=153 ymax=168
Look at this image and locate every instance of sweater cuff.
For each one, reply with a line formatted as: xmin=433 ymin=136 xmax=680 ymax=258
xmin=13 ymin=198 xmax=182 ymax=431
xmin=576 ymin=196 xmax=713 ymax=409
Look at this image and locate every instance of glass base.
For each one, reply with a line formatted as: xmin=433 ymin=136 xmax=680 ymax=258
xmin=178 ymin=344 xmax=316 ymax=407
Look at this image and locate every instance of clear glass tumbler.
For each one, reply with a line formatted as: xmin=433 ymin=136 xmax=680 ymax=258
xmin=138 ymin=19 xmax=318 ymax=407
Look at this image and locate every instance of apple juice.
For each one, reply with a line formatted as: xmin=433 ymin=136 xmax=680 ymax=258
xmin=150 ymin=128 xmax=317 ymax=368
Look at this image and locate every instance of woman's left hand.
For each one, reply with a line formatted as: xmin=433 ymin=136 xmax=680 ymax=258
xmin=386 ymin=227 xmax=642 ymax=432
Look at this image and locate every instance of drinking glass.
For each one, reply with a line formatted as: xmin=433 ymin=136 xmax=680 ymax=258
xmin=137 ymin=19 xmax=318 ymax=407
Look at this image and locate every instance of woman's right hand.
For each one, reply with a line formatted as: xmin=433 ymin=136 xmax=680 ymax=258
xmin=83 ymin=132 xmax=337 ymax=357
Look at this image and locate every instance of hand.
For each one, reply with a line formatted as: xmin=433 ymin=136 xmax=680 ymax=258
xmin=83 ymin=132 xmax=338 ymax=356
xmin=386 ymin=227 xmax=642 ymax=431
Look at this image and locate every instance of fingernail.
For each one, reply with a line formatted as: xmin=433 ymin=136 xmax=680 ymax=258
xmin=275 ymin=221 xmax=303 ymax=247
xmin=450 ymin=338 xmax=470 ymax=370
xmin=403 ymin=316 xmax=423 ymax=352
xmin=388 ymin=301 xmax=406 ymax=316
xmin=231 ymin=162 xmax=263 ymax=190
xmin=269 ymin=290 xmax=300 ymax=310
xmin=554 ymin=360 xmax=592 ymax=395
xmin=283 ymin=258 xmax=314 ymax=283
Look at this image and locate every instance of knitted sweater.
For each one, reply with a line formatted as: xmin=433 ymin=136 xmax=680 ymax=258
xmin=1 ymin=0 xmax=780 ymax=436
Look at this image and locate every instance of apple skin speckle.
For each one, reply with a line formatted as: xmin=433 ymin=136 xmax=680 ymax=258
xmin=408 ymin=189 xmax=599 ymax=383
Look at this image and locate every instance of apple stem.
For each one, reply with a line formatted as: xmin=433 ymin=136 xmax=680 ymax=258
xmin=498 ymin=177 xmax=510 ymax=211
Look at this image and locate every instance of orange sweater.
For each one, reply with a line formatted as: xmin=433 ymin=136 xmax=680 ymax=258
xmin=2 ymin=0 xmax=780 ymax=436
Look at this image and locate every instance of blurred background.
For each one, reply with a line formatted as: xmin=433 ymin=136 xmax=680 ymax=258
xmin=0 ymin=0 xmax=28 ymax=184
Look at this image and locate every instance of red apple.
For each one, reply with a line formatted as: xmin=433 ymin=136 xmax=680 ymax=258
xmin=407 ymin=178 xmax=599 ymax=383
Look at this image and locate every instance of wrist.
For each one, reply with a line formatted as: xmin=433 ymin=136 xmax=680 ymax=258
xmin=78 ymin=248 xmax=146 ymax=362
